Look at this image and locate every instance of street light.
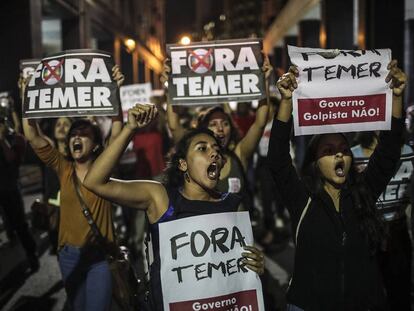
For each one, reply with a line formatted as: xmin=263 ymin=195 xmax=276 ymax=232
xmin=180 ymin=35 xmax=191 ymax=45
xmin=124 ymin=38 xmax=136 ymax=52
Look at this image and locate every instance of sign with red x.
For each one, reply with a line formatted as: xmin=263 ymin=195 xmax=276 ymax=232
xmin=167 ymin=38 xmax=265 ymax=106
xmin=23 ymin=49 xmax=120 ymax=119
xmin=42 ymin=59 xmax=64 ymax=85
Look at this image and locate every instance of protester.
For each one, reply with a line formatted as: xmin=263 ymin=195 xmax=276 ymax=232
xmin=267 ymin=60 xmax=406 ymax=311
xmin=22 ymin=66 xmax=124 ymax=311
xmin=0 ymin=98 xmax=39 ymax=272
xmin=83 ymin=103 xmax=265 ymax=311
xmin=352 ymin=131 xmax=413 ymax=310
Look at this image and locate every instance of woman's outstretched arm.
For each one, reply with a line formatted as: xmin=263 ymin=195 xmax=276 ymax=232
xmin=161 ymin=58 xmax=187 ymax=143
xmin=107 ymin=65 xmax=125 ymax=145
xmin=236 ymin=55 xmax=273 ymax=166
xmin=20 ymin=73 xmax=49 ymax=149
xmin=267 ymin=67 xmax=308 ymax=224
xmin=364 ymin=60 xmax=406 ymax=198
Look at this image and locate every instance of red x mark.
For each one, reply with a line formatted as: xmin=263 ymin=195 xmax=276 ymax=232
xmin=43 ymin=59 xmax=64 ymax=82
xmin=189 ymin=49 xmax=213 ymax=71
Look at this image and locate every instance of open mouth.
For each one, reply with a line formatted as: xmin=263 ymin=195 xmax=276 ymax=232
xmin=335 ymin=161 xmax=345 ymax=177
xmin=73 ymin=141 xmax=83 ymax=152
xmin=216 ymin=135 xmax=226 ymax=147
xmin=207 ymin=162 xmax=219 ymax=180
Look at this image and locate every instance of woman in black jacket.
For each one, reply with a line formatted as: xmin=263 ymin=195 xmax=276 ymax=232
xmin=267 ymin=60 xmax=406 ymax=311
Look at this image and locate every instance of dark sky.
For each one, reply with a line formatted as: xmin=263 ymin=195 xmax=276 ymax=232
xmin=165 ymin=0 xmax=196 ymax=44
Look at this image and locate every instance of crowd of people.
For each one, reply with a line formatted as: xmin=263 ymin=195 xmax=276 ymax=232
xmin=0 ymin=51 xmax=411 ymax=311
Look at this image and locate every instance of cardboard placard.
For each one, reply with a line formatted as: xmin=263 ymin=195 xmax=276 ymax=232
xmin=167 ymin=39 xmax=265 ymax=106
xmin=23 ymin=49 xmax=119 ymax=119
xmin=288 ymin=46 xmax=392 ymax=135
xmin=159 ymin=211 xmax=265 ymax=311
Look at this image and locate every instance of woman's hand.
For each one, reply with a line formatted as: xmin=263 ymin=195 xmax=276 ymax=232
xmin=276 ymin=66 xmax=298 ymax=100
xmin=126 ymin=104 xmax=158 ymax=131
xmin=242 ymin=245 xmax=265 ymax=275
xmin=386 ymin=60 xmax=406 ymax=97
xmin=160 ymin=58 xmax=171 ymax=87
xmin=112 ymin=65 xmax=125 ymax=88
xmin=17 ymin=73 xmax=32 ymax=100
xmin=262 ymin=54 xmax=273 ymax=81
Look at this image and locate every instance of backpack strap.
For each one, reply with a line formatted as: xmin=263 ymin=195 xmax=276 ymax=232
xmin=295 ymin=197 xmax=312 ymax=245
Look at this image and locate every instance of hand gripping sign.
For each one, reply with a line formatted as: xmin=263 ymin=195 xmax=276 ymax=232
xmin=19 ymin=59 xmax=41 ymax=79
xmin=167 ymin=38 xmax=266 ymax=106
xmin=23 ymin=49 xmax=119 ymax=119
xmin=159 ymin=211 xmax=265 ymax=311
xmin=288 ymin=45 xmax=392 ymax=136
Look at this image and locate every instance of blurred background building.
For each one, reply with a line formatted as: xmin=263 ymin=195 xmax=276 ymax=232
xmin=166 ymin=0 xmax=413 ymax=108
xmin=0 ymin=0 xmax=165 ymax=106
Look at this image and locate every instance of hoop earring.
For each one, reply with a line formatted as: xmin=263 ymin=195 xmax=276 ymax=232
xmin=184 ymin=171 xmax=190 ymax=183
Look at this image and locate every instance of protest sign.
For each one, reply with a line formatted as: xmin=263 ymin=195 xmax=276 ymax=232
xmin=23 ymin=49 xmax=119 ymax=119
xmin=159 ymin=211 xmax=264 ymax=311
xmin=167 ymin=38 xmax=265 ymax=105
xmin=120 ymin=82 xmax=152 ymax=120
xmin=19 ymin=59 xmax=41 ymax=79
xmin=288 ymin=46 xmax=392 ymax=135
xmin=352 ymin=146 xmax=414 ymax=219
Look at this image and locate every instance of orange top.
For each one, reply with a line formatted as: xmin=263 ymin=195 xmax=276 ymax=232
xmin=34 ymin=144 xmax=114 ymax=249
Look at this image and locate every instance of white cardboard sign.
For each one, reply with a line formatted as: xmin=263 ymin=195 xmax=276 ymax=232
xmin=159 ymin=211 xmax=264 ymax=311
xmin=120 ymin=83 xmax=152 ymax=120
xmin=288 ymin=45 xmax=392 ymax=136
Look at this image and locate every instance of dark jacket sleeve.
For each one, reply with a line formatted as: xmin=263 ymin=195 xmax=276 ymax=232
xmin=266 ymin=116 xmax=309 ymax=224
xmin=364 ymin=117 xmax=404 ymax=199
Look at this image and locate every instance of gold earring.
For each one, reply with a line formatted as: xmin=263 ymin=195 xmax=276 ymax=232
xmin=184 ymin=171 xmax=190 ymax=183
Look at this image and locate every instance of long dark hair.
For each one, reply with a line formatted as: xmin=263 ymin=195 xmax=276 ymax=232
xmin=66 ymin=119 xmax=104 ymax=161
xmin=196 ymin=106 xmax=240 ymax=149
xmin=301 ymin=133 xmax=385 ymax=254
xmin=163 ymin=128 xmax=220 ymax=188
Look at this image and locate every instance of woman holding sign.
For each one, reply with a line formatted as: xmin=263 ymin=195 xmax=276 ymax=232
xmin=83 ymin=104 xmax=265 ymax=311
xmin=268 ymin=60 xmax=406 ymax=311
xmin=22 ymin=66 xmax=124 ymax=311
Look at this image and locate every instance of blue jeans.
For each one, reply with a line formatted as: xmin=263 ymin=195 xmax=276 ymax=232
xmin=58 ymin=244 xmax=112 ymax=311
xmin=287 ymin=304 xmax=305 ymax=311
